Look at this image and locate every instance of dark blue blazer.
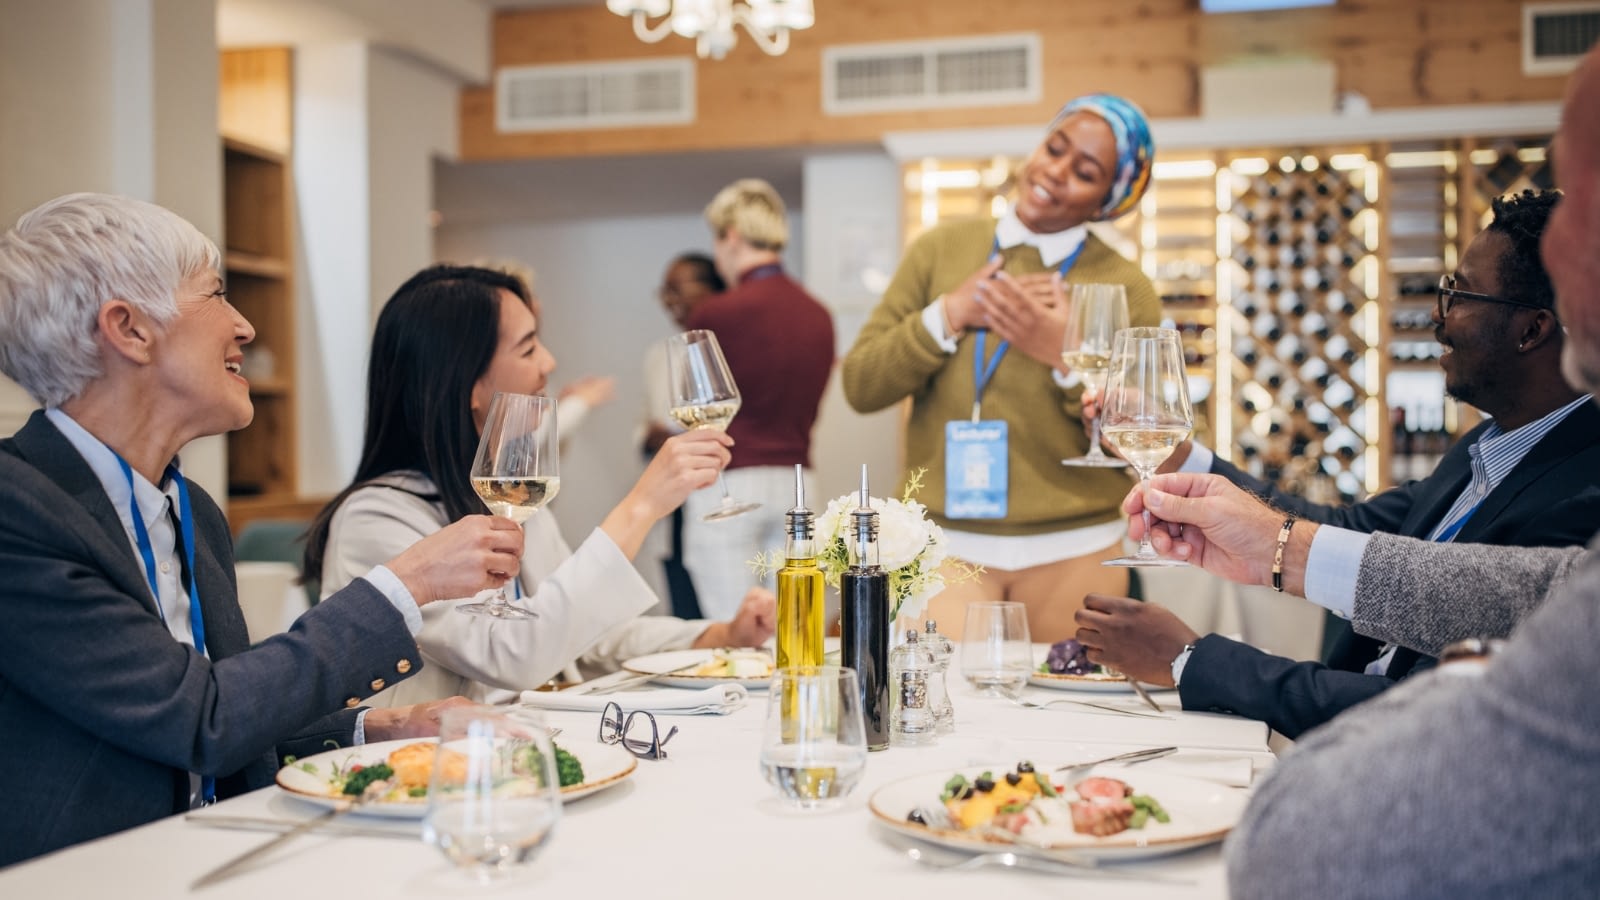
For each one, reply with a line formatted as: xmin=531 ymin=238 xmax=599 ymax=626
xmin=0 ymin=412 xmax=424 ymax=866
xmin=1179 ymin=400 xmax=1600 ymax=738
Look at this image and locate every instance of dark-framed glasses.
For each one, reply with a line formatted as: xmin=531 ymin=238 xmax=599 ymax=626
xmin=598 ymin=701 xmax=679 ymax=760
xmin=1436 ymin=274 xmax=1548 ymax=318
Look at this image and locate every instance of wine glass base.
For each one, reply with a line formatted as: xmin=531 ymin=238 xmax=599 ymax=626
xmin=1061 ymin=455 xmax=1129 ymax=469
xmin=456 ymin=603 xmax=540 ymax=620
xmin=1101 ymin=556 xmax=1189 ymax=568
xmin=702 ymin=500 xmax=762 ymax=522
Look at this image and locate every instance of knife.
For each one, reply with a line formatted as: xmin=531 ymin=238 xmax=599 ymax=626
xmin=1053 ymin=745 xmax=1178 ymax=773
xmin=190 ymin=800 xmax=359 ymax=889
xmin=186 ymin=813 xmax=411 ymax=840
xmin=570 ymin=659 xmax=707 ymax=696
xmin=1125 ymin=677 xmax=1166 ymax=714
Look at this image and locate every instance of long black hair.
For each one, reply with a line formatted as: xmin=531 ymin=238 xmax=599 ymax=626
xmin=301 ymin=264 xmax=532 ymax=582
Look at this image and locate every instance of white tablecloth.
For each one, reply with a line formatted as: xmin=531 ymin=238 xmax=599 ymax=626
xmin=0 ymin=666 xmax=1271 ymax=899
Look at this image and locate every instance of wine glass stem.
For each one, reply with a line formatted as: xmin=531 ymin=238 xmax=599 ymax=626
xmin=717 ymin=471 xmax=734 ymax=504
xmin=1086 ymin=414 xmax=1107 ymax=460
xmin=1134 ymin=469 xmax=1159 ymax=559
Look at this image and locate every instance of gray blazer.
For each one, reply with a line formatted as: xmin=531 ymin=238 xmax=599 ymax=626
xmin=1226 ymin=535 xmax=1600 ymax=897
xmin=0 ymin=412 xmax=424 ymax=866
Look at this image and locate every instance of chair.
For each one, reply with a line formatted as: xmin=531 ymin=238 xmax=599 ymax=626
xmin=234 ymin=519 xmax=319 ymax=631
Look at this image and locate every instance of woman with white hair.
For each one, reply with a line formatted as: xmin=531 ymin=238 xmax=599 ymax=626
xmin=0 ymin=192 xmax=524 ymax=866
xmin=682 ymin=178 xmax=835 ymax=619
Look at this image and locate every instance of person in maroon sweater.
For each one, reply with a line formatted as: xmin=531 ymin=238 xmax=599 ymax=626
xmin=684 ymin=178 xmax=835 ymax=618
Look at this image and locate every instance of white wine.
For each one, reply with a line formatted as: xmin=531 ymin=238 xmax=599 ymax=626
xmin=1102 ymin=425 xmax=1191 ymax=471
xmin=473 ymin=476 xmax=560 ymax=524
xmin=669 ymin=400 xmax=740 ymax=431
xmin=1061 ymin=350 xmax=1112 ymax=373
xmin=759 ymin=745 xmax=866 ymax=808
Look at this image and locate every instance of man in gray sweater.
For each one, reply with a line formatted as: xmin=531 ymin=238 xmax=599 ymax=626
xmin=1122 ymin=45 xmax=1600 ymax=897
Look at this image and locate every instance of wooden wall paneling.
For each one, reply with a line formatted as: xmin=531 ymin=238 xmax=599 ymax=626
xmin=218 ymin=48 xmax=292 ymax=156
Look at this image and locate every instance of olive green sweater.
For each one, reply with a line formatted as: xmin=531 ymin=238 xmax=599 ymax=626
xmin=840 ymin=217 xmax=1160 ymax=536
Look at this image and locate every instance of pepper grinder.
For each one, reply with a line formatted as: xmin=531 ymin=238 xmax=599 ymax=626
xmin=923 ymin=619 xmax=955 ymax=734
xmin=889 ymin=629 xmax=937 ymax=746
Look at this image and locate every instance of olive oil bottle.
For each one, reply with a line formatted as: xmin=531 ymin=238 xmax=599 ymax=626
xmin=775 ymin=464 xmax=825 ymax=673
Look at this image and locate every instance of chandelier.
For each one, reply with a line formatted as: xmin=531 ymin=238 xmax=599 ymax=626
xmin=604 ymin=0 xmax=815 ymax=60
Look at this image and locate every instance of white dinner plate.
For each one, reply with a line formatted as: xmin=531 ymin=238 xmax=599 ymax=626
xmin=621 ymin=648 xmax=774 ymax=689
xmin=869 ymin=766 xmax=1248 ymax=861
xmin=274 ymin=737 xmax=637 ymax=818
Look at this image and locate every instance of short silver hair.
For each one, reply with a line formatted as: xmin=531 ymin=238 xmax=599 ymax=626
xmin=0 ymin=193 xmax=220 ymax=407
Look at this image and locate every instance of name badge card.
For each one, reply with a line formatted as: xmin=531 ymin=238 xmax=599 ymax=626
xmin=945 ymin=420 xmax=1008 ymax=519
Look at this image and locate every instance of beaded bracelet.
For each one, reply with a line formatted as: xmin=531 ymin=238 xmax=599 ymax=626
xmin=1271 ymin=516 xmax=1297 ymax=593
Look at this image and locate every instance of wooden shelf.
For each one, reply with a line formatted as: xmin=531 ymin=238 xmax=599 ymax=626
xmin=247 ymin=378 xmax=291 ymax=397
xmin=225 ymin=250 xmax=289 ymax=280
xmin=223 ymin=135 xmax=286 ymax=164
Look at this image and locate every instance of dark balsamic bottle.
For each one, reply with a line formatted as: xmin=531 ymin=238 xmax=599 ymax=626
xmin=839 ymin=464 xmax=890 ymax=751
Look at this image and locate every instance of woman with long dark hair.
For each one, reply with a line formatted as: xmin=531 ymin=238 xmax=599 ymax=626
xmin=304 ymin=264 xmax=774 ymax=705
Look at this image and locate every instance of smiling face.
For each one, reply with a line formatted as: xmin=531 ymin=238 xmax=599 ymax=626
xmin=1013 ymin=111 xmax=1119 ymax=234
xmin=150 ymin=267 xmax=256 ymax=435
xmin=660 ymin=259 xmax=717 ymax=328
xmin=470 ymin=287 xmax=555 ymax=431
xmin=1433 ymin=230 xmax=1523 ymax=411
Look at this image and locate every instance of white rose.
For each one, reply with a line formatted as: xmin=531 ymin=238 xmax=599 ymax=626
xmin=876 ymin=498 xmax=930 ymax=571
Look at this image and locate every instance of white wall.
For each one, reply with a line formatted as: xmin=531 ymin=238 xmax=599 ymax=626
xmin=0 ymin=0 xmax=226 ymax=495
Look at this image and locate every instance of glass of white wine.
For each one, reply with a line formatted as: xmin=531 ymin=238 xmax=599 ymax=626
xmin=666 ymin=329 xmax=760 ymax=522
xmin=759 ymin=666 xmax=868 ymax=812
xmin=422 ymin=705 xmax=562 ymax=883
xmin=1061 ymin=283 xmax=1130 ymax=469
xmin=461 ymin=391 xmax=559 ymax=619
xmin=1101 ymin=327 xmax=1193 ymax=567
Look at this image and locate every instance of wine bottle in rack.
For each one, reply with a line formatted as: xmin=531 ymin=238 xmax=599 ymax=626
xmin=1299 ymin=356 xmax=1334 ymax=388
xmin=1234 ymin=336 xmax=1261 ymax=366
xmin=1237 ymin=292 xmax=1261 ymax=317
xmin=1305 ymin=400 xmax=1335 ymax=434
xmin=1326 ymin=424 xmax=1361 ymax=462
xmin=1275 ymin=335 xmax=1310 ymax=364
xmin=1232 ymin=246 xmax=1259 ymax=272
xmin=1282 ymin=378 xmax=1308 ymax=411
xmin=1257 ymin=357 xmax=1286 ymax=389
xmin=1263 ymin=269 xmax=1283 ymax=294
xmin=1324 ymin=376 xmax=1359 ymax=412
xmin=1300 ymin=312 xmax=1332 ymax=340
xmin=1277 ymin=291 xmax=1307 ymax=317
xmin=1253 ymin=313 xmax=1284 ymax=342
xmin=1326 ymin=289 xmax=1358 ymax=317
xmin=1325 ymin=334 xmax=1359 ymax=364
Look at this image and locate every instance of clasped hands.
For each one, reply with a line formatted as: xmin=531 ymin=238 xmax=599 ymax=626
xmin=942 ymin=258 xmax=1070 ymax=369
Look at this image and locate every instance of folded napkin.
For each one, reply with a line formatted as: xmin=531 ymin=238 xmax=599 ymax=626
xmin=518 ymin=683 xmax=748 ymax=715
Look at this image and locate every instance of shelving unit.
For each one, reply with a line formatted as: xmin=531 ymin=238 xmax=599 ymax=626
xmin=221 ymin=135 xmax=298 ymax=514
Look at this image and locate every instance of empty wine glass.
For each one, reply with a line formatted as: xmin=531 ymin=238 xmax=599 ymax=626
xmin=665 ymin=329 xmax=760 ymax=521
xmin=1100 ymin=327 xmax=1194 ymax=568
xmin=1061 ymin=283 xmax=1130 ymax=469
xmin=960 ymin=601 xmax=1032 ymax=697
xmin=759 ymin=666 xmax=868 ymax=811
xmin=461 ymin=392 xmax=559 ymax=619
xmin=422 ymin=705 xmax=562 ymax=883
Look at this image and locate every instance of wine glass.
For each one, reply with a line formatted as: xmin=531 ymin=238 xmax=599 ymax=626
xmin=461 ymin=392 xmax=559 ymax=619
xmin=665 ymin=329 xmax=760 ymax=521
xmin=759 ymin=666 xmax=868 ymax=812
xmin=1061 ymin=283 xmax=1130 ymax=469
xmin=422 ymin=705 xmax=563 ymax=883
xmin=1100 ymin=327 xmax=1194 ymax=568
xmin=959 ymin=601 xmax=1032 ymax=697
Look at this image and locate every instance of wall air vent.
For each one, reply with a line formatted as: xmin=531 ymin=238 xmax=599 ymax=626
xmin=496 ymin=58 xmax=694 ymax=133
xmin=1524 ymin=2 xmax=1600 ymax=75
xmin=823 ymin=33 xmax=1040 ymax=116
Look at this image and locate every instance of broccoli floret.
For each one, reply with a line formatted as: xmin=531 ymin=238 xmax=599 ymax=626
xmin=342 ymin=763 xmax=393 ymax=796
xmin=524 ymin=744 xmax=585 ymax=788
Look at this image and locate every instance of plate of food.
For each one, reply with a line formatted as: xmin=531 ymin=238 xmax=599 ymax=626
xmin=274 ymin=737 xmax=637 ymax=817
xmin=869 ymin=761 xmax=1247 ymax=861
xmin=1028 ymin=640 xmax=1172 ymax=693
xmin=621 ymin=648 xmax=775 ymax=689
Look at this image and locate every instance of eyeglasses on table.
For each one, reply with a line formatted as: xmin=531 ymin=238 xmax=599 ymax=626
xmin=598 ymin=700 xmax=679 ymax=760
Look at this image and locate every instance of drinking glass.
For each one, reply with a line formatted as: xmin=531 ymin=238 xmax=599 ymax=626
xmin=461 ymin=392 xmax=559 ymax=619
xmin=422 ymin=705 xmax=563 ymax=883
xmin=1061 ymin=283 xmax=1130 ymax=469
xmin=959 ymin=601 xmax=1032 ymax=696
xmin=759 ymin=666 xmax=868 ymax=811
xmin=1100 ymin=327 xmax=1194 ymax=568
xmin=665 ymin=329 xmax=760 ymax=521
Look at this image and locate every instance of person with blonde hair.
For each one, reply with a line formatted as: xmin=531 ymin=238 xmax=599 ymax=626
xmin=683 ymin=178 xmax=834 ymax=618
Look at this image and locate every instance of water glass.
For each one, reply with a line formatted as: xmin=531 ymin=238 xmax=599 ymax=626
xmin=960 ymin=601 xmax=1032 ymax=696
xmin=423 ymin=705 xmax=563 ymax=882
xmin=759 ymin=667 xmax=868 ymax=811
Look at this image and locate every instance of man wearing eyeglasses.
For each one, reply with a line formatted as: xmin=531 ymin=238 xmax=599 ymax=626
xmin=1073 ymin=189 xmax=1600 ymax=740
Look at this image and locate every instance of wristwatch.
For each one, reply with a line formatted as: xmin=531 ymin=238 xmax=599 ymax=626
xmin=1170 ymin=642 xmax=1197 ymax=687
xmin=1439 ymin=636 xmax=1507 ymax=664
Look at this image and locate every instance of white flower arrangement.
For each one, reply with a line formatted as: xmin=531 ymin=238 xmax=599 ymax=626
xmin=752 ymin=469 xmax=980 ymax=623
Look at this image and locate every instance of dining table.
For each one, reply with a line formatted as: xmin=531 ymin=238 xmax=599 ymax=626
xmin=0 ymin=654 xmax=1274 ymax=899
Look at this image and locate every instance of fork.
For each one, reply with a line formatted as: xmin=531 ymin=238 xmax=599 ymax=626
xmin=899 ymin=843 xmax=1195 ymax=884
xmin=1006 ymin=696 xmax=1169 ymax=719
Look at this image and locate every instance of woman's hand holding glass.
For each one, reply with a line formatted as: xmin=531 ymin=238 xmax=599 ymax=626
xmin=1061 ymin=283 xmax=1131 ymax=468
xmin=1100 ymin=328 xmax=1194 ymax=568
xmin=665 ymin=329 xmax=759 ymax=522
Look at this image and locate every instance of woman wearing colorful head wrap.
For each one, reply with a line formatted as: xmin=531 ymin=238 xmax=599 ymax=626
xmin=841 ymin=93 xmax=1159 ymax=641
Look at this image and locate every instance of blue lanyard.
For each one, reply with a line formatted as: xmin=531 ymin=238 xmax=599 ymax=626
xmin=1432 ymin=497 xmax=1486 ymax=544
xmin=115 ymin=454 xmax=213 ymax=803
xmin=971 ymin=236 xmax=1086 ymax=419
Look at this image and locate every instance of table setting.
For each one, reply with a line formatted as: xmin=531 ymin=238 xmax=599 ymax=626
xmin=0 ymin=637 xmax=1270 ymax=899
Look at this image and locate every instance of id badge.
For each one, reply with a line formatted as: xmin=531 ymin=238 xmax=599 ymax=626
xmin=945 ymin=420 xmax=1008 ymax=519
